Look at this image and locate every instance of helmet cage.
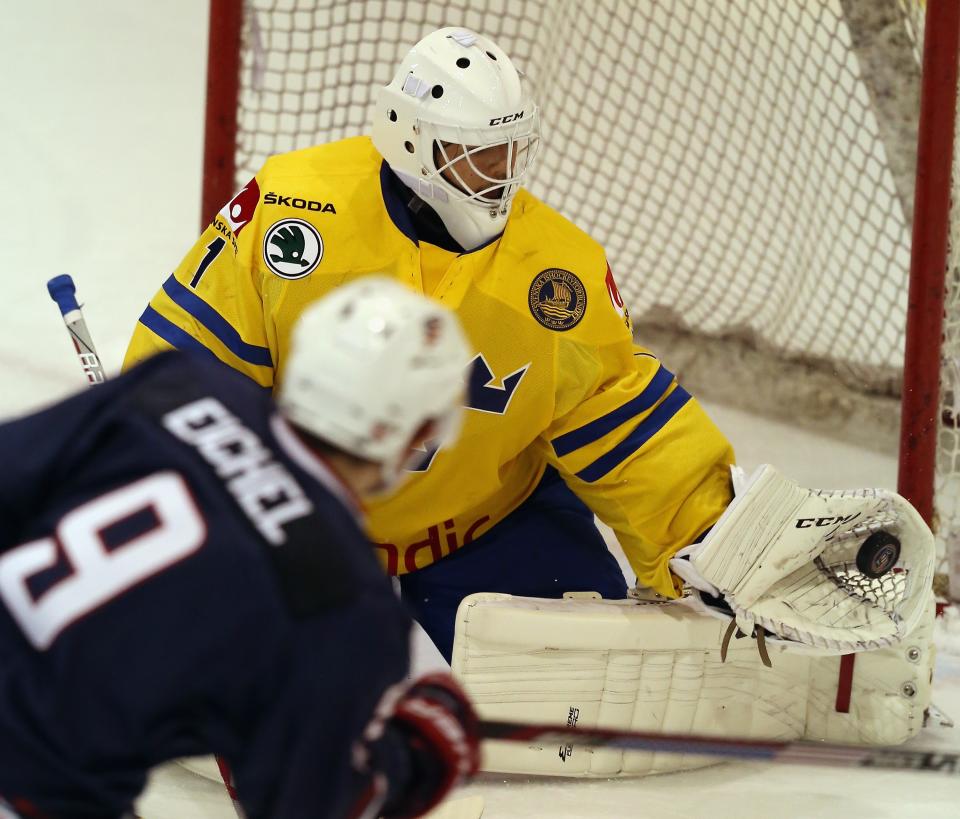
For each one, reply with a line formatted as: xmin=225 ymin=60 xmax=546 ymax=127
xmin=419 ymin=110 xmax=541 ymax=212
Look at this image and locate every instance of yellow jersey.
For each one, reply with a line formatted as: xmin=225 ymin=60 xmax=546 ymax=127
xmin=125 ymin=136 xmax=735 ymax=596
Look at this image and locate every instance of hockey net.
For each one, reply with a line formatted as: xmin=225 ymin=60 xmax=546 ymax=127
xmin=203 ymin=0 xmax=960 ymax=599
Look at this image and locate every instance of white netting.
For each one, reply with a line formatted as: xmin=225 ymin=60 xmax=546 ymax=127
xmin=234 ymin=0 xmax=915 ymax=390
xmin=226 ymin=0 xmax=958 ymax=593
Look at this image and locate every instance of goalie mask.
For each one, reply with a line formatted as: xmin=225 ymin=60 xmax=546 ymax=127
xmin=371 ymin=27 xmax=541 ymax=250
xmin=277 ymin=276 xmax=472 ymax=490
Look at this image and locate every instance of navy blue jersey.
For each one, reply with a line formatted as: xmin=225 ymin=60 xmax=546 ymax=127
xmin=0 ymin=352 xmax=412 ymax=819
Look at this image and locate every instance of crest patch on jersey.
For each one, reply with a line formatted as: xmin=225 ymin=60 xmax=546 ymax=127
xmin=263 ymin=218 xmax=323 ymax=280
xmin=528 ymin=268 xmax=587 ymax=331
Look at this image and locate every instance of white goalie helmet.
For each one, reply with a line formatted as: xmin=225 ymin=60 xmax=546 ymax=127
xmin=371 ymin=27 xmax=541 ymax=250
xmin=277 ymin=276 xmax=472 ymax=487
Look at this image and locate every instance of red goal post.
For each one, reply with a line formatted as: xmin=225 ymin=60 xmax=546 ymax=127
xmin=900 ymin=0 xmax=958 ymax=600
xmin=200 ymin=0 xmax=960 ymax=599
xmin=202 ymin=0 xmax=243 ymax=229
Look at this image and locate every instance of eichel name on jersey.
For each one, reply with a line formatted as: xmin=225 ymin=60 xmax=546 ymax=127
xmin=125 ymin=136 xmax=735 ymax=597
xmin=0 ymin=353 xmax=412 ymax=819
xmin=163 ymin=397 xmax=313 ymax=547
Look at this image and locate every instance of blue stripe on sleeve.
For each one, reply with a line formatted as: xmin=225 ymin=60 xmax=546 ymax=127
xmin=138 ymin=307 xmax=273 ymax=391
xmin=161 ymin=276 xmax=273 ymax=368
xmin=138 ymin=306 xmax=221 ymax=359
xmin=552 ymin=365 xmax=675 ymax=457
xmin=575 ymin=387 xmax=693 ymax=483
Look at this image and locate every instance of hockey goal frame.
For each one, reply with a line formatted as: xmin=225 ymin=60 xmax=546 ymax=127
xmin=199 ymin=0 xmax=960 ymax=600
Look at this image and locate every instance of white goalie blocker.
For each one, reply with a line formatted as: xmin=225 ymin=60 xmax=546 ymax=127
xmin=451 ymin=466 xmax=938 ymax=777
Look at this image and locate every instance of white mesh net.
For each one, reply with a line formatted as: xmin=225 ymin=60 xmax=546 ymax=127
xmin=226 ymin=0 xmax=958 ymax=595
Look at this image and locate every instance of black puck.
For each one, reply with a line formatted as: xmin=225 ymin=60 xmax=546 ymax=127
xmin=856 ymin=531 xmax=901 ymax=578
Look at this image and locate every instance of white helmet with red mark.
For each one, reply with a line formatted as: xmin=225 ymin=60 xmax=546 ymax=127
xmin=371 ymin=27 xmax=541 ymax=250
xmin=277 ymin=276 xmax=471 ymax=487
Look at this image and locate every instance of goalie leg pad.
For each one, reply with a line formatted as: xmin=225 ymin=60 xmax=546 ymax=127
xmin=451 ymin=593 xmax=935 ymax=778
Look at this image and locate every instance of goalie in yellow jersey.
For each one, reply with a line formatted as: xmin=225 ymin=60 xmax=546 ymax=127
xmin=125 ymin=27 xmax=737 ymax=661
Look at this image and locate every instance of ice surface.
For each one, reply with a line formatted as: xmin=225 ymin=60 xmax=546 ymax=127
xmin=2 ymin=3 xmax=957 ymax=817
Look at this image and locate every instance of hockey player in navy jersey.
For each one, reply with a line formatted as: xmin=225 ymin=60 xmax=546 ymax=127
xmin=0 ymin=278 xmax=479 ymax=818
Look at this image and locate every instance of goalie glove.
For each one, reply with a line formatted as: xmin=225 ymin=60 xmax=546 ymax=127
xmin=669 ymin=464 xmax=935 ymax=655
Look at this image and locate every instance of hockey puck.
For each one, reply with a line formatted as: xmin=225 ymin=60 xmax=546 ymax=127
xmin=855 ymin=531 xmax=901 ymax=578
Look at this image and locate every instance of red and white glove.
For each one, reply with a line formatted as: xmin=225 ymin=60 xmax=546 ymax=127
xmin=383 ymin=673 xmax=481 ymax=818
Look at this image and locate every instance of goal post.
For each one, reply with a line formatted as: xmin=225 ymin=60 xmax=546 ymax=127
xmin=202 ymin=0 xmax=243 ymax=228
xmin=900 ymin=0 xmax=958 ymax=598
xmin=199 ymin=0 xmax=960 ymax=599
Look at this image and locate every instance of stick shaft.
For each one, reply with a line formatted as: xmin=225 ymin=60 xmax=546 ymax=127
xmin=63 ymin=313 xmax=106 ymax=385
xmin=47 ymin=276 xmax=106 ymax=385
xmin=479 ymin=719 xmax=960 ymax=776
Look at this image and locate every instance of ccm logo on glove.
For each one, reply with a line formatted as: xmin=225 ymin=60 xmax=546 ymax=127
xmin=795 ymin=513 xmax=861 ymax=529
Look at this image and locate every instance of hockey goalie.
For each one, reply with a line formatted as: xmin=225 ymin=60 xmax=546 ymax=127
xmin=121 ymin=21 xmax=939 ymax=783
xmin=452 ymin=463 xmax=938 ymax=778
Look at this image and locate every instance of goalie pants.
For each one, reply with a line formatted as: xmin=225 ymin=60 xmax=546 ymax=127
xmin=398 ymin=468 xmax=629 ymax=661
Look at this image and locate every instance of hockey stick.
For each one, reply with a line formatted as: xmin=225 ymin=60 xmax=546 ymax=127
xmin=46 ymin=275 xmax=106 ymax=385
xmin=479 ymin=719 xmax=960 ymax=777
xmin=44 ymin=276 xmax=246 ymax=817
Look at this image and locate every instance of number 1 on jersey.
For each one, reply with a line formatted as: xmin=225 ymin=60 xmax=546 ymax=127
xmin=190 ymin=237 xmax=226 ymax=287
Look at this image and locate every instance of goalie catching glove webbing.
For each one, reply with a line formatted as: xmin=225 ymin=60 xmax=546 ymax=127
xmin=669 ymin=465 xmax=935 ymax=654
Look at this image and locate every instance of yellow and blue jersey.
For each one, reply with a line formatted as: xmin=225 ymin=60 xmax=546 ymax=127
xmin=125 ymin=136 xmax=735 ymax=596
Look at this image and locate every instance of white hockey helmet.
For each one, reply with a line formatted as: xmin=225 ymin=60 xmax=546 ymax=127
xmin=277 ymin=276 xmax=472 ymax=488
xmin=371 ymin=27 xmax=541 ymax=250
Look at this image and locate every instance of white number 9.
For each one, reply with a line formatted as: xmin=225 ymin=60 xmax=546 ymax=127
xmin=0 ymin=471 xmax=206 ymax=650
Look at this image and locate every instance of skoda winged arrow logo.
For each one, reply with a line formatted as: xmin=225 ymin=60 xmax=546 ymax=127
xmin=262 ymin=218 xmax=323 ymax=279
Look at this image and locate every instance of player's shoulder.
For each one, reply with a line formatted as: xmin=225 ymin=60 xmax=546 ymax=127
xmin=261 ymin=424 xmax=401 ymax=619
xmin=125 ymin=356 xmax=388 ymax=614
xmin=123 ymin=350 xmax=267 ymax=400
xmin=260 ymin=135 xmax=382 ymax=184
xmin=116 ymin=352 xmax=273 ymax=435
xmin=505 ymin=189 xmax=608 ymax=291
xmin=259 ymin=488 xmax=374 ymax=619
xmin=510 ymin=188 xmax=605 ymax=260
xmin=250 ymin=136 xmax=384 ymax=254
xmin=499 ymin=190 xmax=629 ymax=341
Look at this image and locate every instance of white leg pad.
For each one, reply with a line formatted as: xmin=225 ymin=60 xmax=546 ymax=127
xmin=451 ymin=592 xmax=935 ymax=777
